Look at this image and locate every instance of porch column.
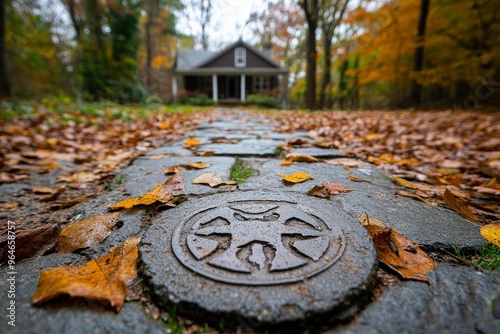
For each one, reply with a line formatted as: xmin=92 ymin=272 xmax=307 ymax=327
xmin=212 ymin=74 xmax=218 ymax=102
xmin=172 ymin=75 xmax=178 ymax=101
xmin=240 ymin=74 xmax=246 ymax=102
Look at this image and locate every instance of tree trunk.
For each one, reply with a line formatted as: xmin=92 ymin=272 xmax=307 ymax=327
xmin=0 ymin=0 xmax=10 ymax=99
xmin=300 ymin=0 xmax=318 ymax=110
xmin=145 ymin=0 xmax=155 ymax=87
xmin=318 ymin=32 xmax=332 ymax=109
xmin=410 ymin=0 xmax=430 ymax=108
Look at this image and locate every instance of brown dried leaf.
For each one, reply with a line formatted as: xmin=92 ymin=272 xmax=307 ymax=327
xmin=396 ymin=190 xmax=438 ymax=206
xmin=307 ymin=185 xmax=331 ymax=198
xmin=370 ymin=227 xmax=435 ymax=284
xmin=314 ymin=141 xmax=335 ymax=149
xmin=0 ymin=223 xmax=61 ymax=264
xmin=443 ymin=189 xmax=480 ymax=223
xmin=58 ymin=172 xmax=101 ymax=184
xmin=165 ymin=166 xmax=185 ymax=174
xmin=56 ymin=212 xmax=122 ymax=253
xmin=392 ymin=176 xmax=418 ymax=189
xmin=33 ymin=187 xmax=57 ymax=194
xmin=285 ymin=153 xmax=322 ymax=163
xmin=40 ymin=186 xmax=66 ymax=202
xmin=31 ymin=237 xmax=140 ymax=311
xmin=200 ymin=150 xmax=215 ymax=156
xmin=323 ymin=181 xmax=354 ymax=194
xmin=288 ymin=138 xmax=310 ymax=146
xmin=349 ymin=175 xmax=364 ymax=182
xmin=357 ymin=213 xmax=387 ymax=231
xmin=192 ymin=173 xmax=237 ymax=187
xmin=186 ymin=161 xmax=211 ymax=169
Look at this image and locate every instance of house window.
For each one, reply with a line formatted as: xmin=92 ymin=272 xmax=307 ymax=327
xmin=235 ymin=47 xmax=246 ymax=67
xmin=253 ymin=76 xmax=270 ymax=92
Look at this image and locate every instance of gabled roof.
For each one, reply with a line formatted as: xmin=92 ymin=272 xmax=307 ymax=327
xmin=174 ymin=40 xmax=288 ymax=75
xmin=175 ymin=50 xmax=215 ymax=70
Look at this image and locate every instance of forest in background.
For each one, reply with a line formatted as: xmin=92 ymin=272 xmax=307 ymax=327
xmin=0 ymin=0 xmax=499 ymax=110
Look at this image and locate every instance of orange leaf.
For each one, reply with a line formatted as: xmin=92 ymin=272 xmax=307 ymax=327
xmin=109 ymin=173 xmax=184 ymax=210
xmin=58 ymin=172 xmax=101 ymax=184
xmin=349 ymin=175 xmax=364 ymax=182
xmin=369 ymin=227 xmax=435 ymax=284
xmin=200 ymin=150 xmax=215 ymax=156
xmin=186 ymin=161 xmax=211 ymax=169
xmin=280 ymin=160 xmax=293 ymax=166
xmin=307 ymin=185 xmax=330 ymax=198
xmin=285 ymin=153 xmax=322 ymax=163
xmin=392 ymin=176 xmax=418 ymax=189
xmin=31 ymin=237 xmax=140 ymax=311
xmin=280 ymin=171 xmax=314 ymax=183
xmin=183 ymin=138 xmax=201 ymax=149
xmin=56 ymin=213 xmax=122 ymax=253
xmin=443 ymin=189 xmax=480 ymax=223
xmin=192 ymin=173 xmax=237 ymax=187
xmin=357 ymin=213 xmax=386 ymax=232
xmin=396 ymin=190 xmax=438 ymax=206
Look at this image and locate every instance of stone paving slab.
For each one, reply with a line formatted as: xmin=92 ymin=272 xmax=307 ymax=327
xmin=333 ymin=264 xmax=500 ymax=334
xmin=290 ymin=147 xmax=347 ymax=158
xmin=0 ymin=254 xmax=166 ymax=334
xmin=140 ymin=191 xmax=377 ymax=326
xmin=122 ymin=156 xmax=236 ymax=196
xmin=196 ymin=139 xmax=279 ymax=156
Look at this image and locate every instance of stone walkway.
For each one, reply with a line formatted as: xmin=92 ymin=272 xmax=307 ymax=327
xmin=1 ymin=109 xmax=499 ymax=333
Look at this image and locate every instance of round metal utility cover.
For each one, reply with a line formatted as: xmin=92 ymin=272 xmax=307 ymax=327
xmin=140 ymin=191 xmax=377 ymax=325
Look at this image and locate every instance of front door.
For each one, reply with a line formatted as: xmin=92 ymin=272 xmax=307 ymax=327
xmin=227 ymin=76 xmax=239 ymax=99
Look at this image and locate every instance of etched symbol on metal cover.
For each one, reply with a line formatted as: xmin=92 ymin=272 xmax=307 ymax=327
xmin=172 ymin=201 xmax=346 ymax=285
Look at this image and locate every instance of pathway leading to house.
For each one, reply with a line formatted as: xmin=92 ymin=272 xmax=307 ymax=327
xmin=1 ymin=108 xmax=498 ymax=333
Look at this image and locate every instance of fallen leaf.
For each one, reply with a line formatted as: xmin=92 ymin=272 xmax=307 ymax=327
xmin=324 ymin=158 xmax=367 ymax=167
xmin=33 ymin=187 xmax=57 ymax=194
xmin=323 ymin=181 xmax=354 ymax=194
xmin=280 ymin=160 xmax=293 ymax=166
xmin=0 ymin=223 xmax=61 ymax=264
xmin=307 ymin=185 xmax=330 ymax=198
xmin=280 ymin=171 xmax=314 ymax=184
xmin=368 ymin=226 xmax=435 ymax=284
xmin=58 ymin=172 xmax=101 ymax=184
xmin=200 ymin=150 xmax=215 ymax=156
xmin=186 ymin=161 xmax=211 ymax=169
xmin=165 ymin=166 xmax=185 ymax=174
xmin=349 ymin=175 xmax=364 ymax=182
xmin=0 ymin=172 xmax=29 ymax=183
xmin=357 ymin=213 xmax=387 ymax=230
xmin=56 ymin=213 xmax=122 ymax=253
xmin=0 ymin=201 xmax=20 ymax=210
xmin=480 ymin=224 xmax=500 ymax=247
xmin=396 ymin=190 xmax=438 ymax=206
xmin=285 ymin=153 xmax=322 ymax=163
xmin=288 ymin=138 xmax=309 ymax=146
xmin=183 ymin=138 xmax=201 ymax=149
xmin=210 ymin=137 xmax=239 ymax=144
xmin=98 ymin=151 xmax=137 ymax=173
xmin=31 ymin=237 xmax=140 ymax=311
xmin=40 ymin=186 xmax=66 ymax=202
xmin=392 ymin=176 xmax=418 ymax=189
xmin=314 ymin=141 xmax=335 ymax=148
xmin=109 ymin=173 xmax=184 ymax=210
xmin=442 ymin=189 xmax=479 ymax=223
xmin=192 ymin=173 xmax=237 ymax=187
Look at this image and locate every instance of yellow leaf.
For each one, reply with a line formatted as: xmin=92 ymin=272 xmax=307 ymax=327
xmin=280 ymin=160 xmax=293 ymax=166
xmin=31 ymin=237 xmax=140 ymax=311
xmin=183 ymin=138 xmax=201 ymax=149
xmin=480 ymin=224 xmax=500 ymax=247
xmin=186 ymin=161 xmax=211 ymax=169
xmin=392 ymin=176 xmax=418 ymax=189
xmin=56 ymin=213 xmax=122 ymax=253
xmin=280 ymin=171 xmax=314 ymax=183
xmin=192 ymin=173 xmax=237 ymax=187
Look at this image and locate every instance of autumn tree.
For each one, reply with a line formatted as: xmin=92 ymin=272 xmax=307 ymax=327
xmin=250 ymin=0 xmax=305 ymax=91
xmin=318 ymin=0 xmax=349 ymax=109
xmin=299 ymin=0 xmax=319 ymax=109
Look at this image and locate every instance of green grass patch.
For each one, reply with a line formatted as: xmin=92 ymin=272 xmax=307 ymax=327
xmin=453 ymin=243 xmax=500 ymax=271
xmin=106 ymin=173 xmax=127 ymax=191
xmin=230 ymin=158 xmax=256 ymax=185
